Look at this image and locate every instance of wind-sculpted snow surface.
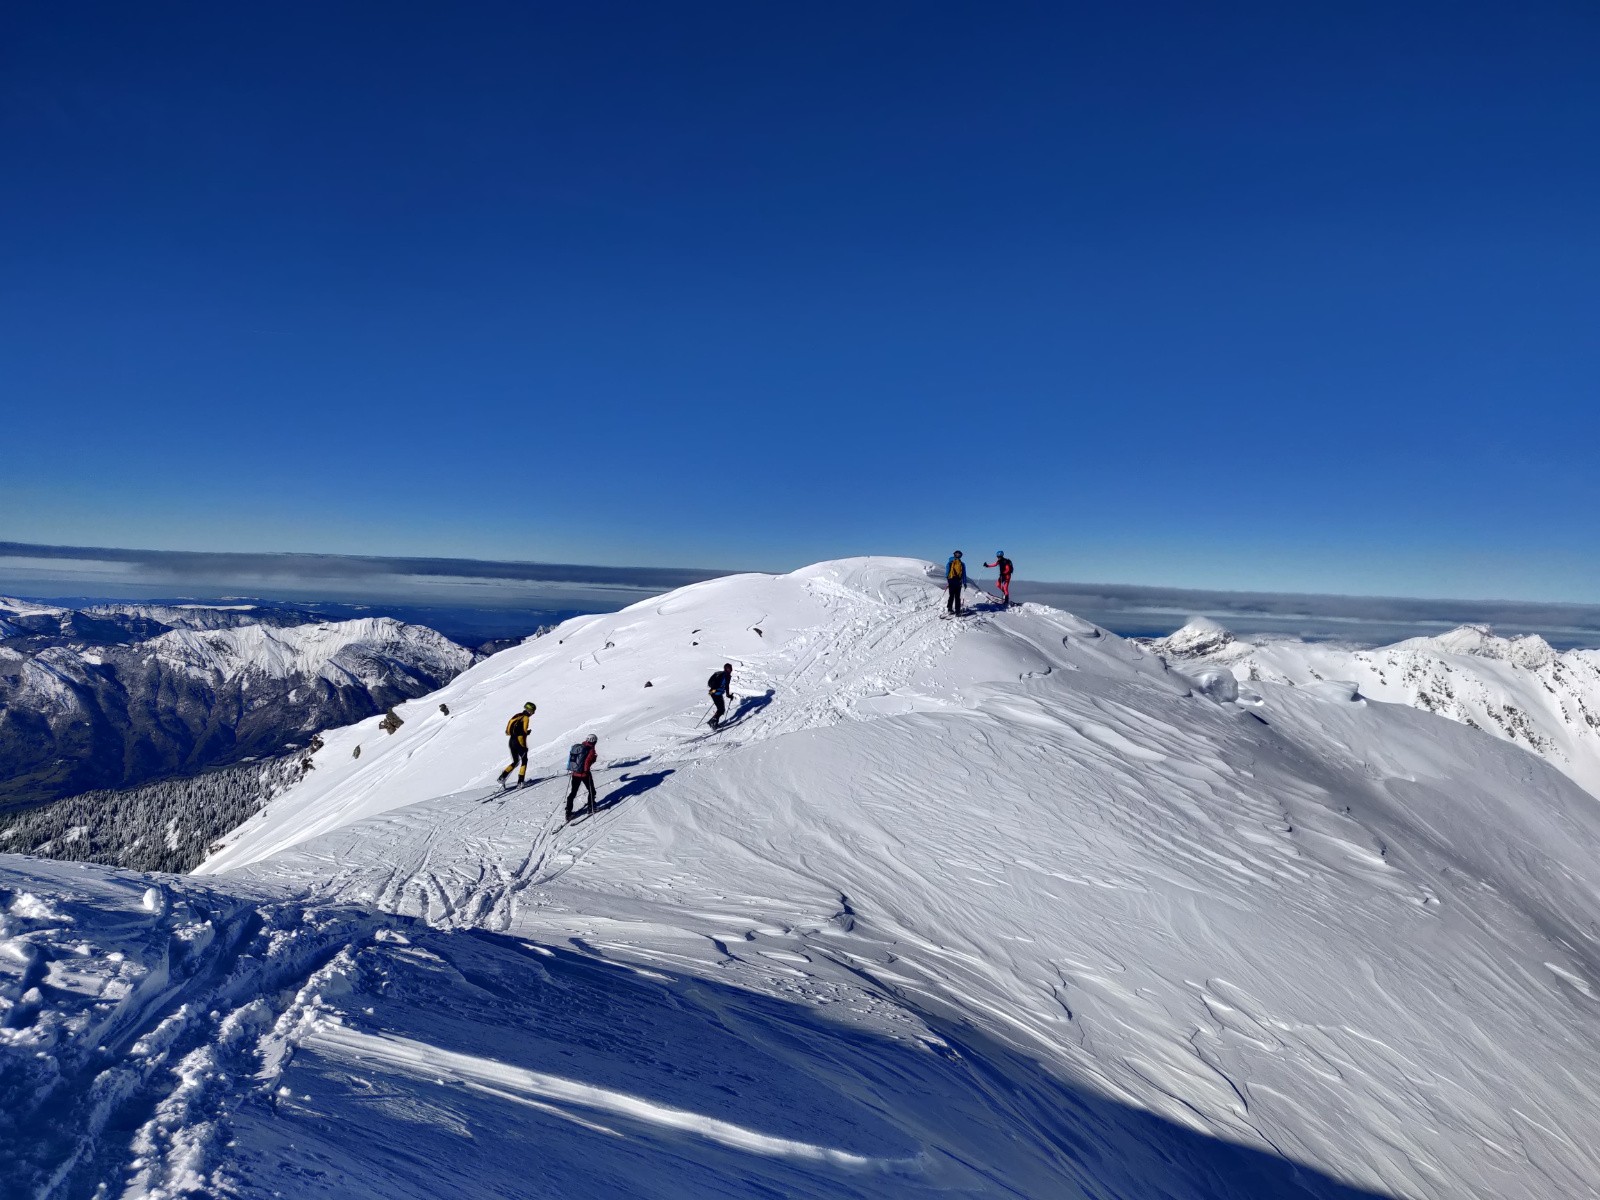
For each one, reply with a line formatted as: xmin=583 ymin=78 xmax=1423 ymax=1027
xmin=1151 ymin=617 xmax=1600 ymax=799
xmin=6 ymin=559 xmax=1600 ymax=1198
xmin=0 ymin=855 xmax=1386 ymax=1200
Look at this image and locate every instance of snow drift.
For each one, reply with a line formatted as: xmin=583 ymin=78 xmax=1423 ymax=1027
xmin=6 ymin=558 xmax=1600 ymax=1199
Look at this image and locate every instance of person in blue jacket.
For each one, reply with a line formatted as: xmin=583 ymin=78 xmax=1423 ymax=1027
xmin=944 ymin=551 xmax=967 ymax=615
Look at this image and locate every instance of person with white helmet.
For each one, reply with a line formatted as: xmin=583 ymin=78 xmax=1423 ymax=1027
xmin=565 ymin=734 xmax=599 ymax=821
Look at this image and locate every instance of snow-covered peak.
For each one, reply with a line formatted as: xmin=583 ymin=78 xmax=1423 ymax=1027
xmin=145 ymin=616 xmax=470 ymax=685
xmin=0 ymin=595 xmax=68 ymax=619
xmin=1146 ymin=614 xmax=1237 ymax=659
xmin=202 ymin=557 xmax=1136 ymax=870
xmin=81 ymin=601 xmax=273 ymax=631
xmin=1171 ymin=619 xmax=1600 ymax=798
xmin=1399 ymin=623 xmax=1560 ymax=668
xmin=0 ymin=596 xmax=66 ymax=638
xmin=5 ymin=616 xmax=471 ymax=702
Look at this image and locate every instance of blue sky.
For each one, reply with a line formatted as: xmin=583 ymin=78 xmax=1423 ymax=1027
xmin=3 ymin=3 xmax=1597 ymax=600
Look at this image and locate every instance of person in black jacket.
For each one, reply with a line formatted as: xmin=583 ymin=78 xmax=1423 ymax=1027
xmin=498 ymin=702 xmax=536 ymax=787
xmin=984 ymin=552 xmax=1014 ymax=607
xmin=707 ymin=663 xmax=734 ymax=728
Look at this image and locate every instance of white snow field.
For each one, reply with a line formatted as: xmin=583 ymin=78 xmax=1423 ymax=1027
xmin=5 ymin=557 xmax=1600 ymax=1199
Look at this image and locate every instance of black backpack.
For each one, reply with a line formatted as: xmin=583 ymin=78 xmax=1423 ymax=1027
xmin=566 ymin=743 xmax=588 ymax=773
xmin=708 ymin=670 xmax=725 ymax=692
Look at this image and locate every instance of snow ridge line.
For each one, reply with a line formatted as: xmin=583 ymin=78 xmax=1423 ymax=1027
xmin=227 ymin=572 xmax=1009 ymax=936
xmin=636 ymin=577 xmax=972 ymax=771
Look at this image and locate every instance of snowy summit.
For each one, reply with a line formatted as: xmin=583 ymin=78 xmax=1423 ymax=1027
xmin=5 ymin=557 xmax=1600 ymax=1199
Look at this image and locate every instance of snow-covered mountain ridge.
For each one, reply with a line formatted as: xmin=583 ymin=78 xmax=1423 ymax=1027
xmin=0 ymin=599 xmax=473 ymax=808
xmin=6 ymin=558 xmax=1600 ymax=1199
xmin=132 ymin=616 xmax=468 ymax=687
xmin=1149 ymin=617 xmax=1600 ymax=798
xmin=11 ymin=615 xmax=466 ymax=697
xmin=81 ymin=602 xmax=293 ymax=631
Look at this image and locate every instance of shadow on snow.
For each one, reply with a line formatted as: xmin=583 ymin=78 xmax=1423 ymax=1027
xmin=596 ymin=768 xmax=676 ymax=814
xmin=226 ymin=919 xmax=1397 ymax=1200
xmin=719 ymin=688 xmax=776 ymax=730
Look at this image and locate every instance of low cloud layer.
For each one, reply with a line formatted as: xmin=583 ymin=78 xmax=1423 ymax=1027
xmin=1017 ymin=579 xmax=1600 ymax=649
xmin=3 ymin=542 xmax=1597 ymax=649
xmin=0 ymin=541 xmax=725 ymax=613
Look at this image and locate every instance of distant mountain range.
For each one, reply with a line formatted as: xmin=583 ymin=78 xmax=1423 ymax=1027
xmin=0 ymin=597 xmax=474 ymax=809
xmin=1146 ymin=618 xmax=1600 ymax=799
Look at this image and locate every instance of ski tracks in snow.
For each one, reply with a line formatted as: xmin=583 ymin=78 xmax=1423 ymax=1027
xmin=275 ymin=572 xmax=983 ymax=936
xmin=0 ymin=864 xmax=420 ymax=1200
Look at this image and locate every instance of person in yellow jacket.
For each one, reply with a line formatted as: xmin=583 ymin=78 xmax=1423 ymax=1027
xmin=944 ymin=551 xmax=967 ymax=616
xmin=498 ymin=701 xmax=537 ymax=787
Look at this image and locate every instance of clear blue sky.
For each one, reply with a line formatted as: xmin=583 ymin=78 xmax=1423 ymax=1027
xmin=3 ymin=2 xmax=1596 ymax=600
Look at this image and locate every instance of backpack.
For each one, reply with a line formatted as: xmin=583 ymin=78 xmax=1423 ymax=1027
xmin=708 ymin=671 xmax=725 ymax=692
xmin=566 ymin=743 xmax=589 ymax=774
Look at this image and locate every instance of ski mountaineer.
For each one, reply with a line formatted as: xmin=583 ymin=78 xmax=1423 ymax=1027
xmin=565 ymin=734 xmax=598 ymax=821
xmin=707 ymin=663 xmax=734 ymax=728
xmin=498 ymin=702 xmax=537 ymax=787
xmin=945 ymin=551 xmax=967 ymax=616
xmin=984 ymin=552 xmax=1014 ymax=607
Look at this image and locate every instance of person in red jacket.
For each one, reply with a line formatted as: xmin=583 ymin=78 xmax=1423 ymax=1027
xmin=985 ymin=552 xmax=1014 ymax=606
xmin=565 ymin=734 xmax=598 ymax=821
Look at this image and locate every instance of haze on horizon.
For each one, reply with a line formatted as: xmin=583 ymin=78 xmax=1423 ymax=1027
xmin=3 ymin=3 xmax=1596 ymax=602
xmin=5 ymin=539 xmax=1600 ymax=651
